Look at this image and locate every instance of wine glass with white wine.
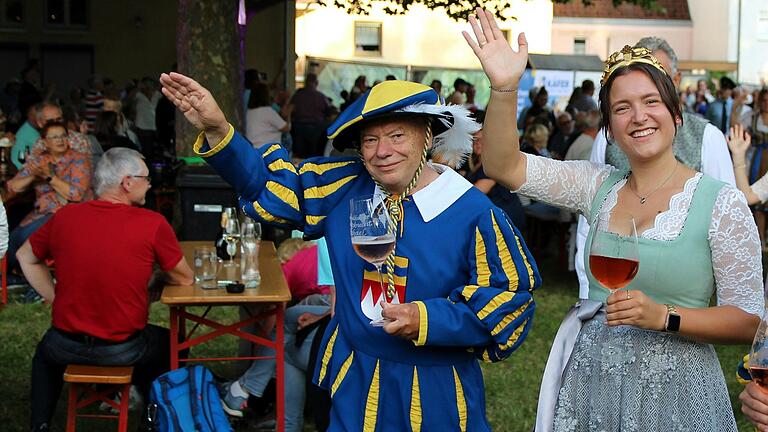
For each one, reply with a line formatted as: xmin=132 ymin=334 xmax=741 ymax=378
xmin=350 ymin=195 xmax=396 ymax=326
xmin=223 ymin=207 xmax=240 ymax=266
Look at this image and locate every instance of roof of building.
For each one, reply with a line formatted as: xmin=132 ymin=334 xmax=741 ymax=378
xmin=528 ymin=54 xmax=605 ymax=71
xmin=554 ymin=0 xmax=691 ymax=21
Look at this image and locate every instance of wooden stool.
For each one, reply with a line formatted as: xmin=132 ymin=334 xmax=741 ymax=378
xmin=63 ymin=365 xmax=133 ymax=432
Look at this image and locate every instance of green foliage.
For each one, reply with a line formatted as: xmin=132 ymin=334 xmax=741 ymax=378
xmin=321 ymin=0 xmax=661 ymax=21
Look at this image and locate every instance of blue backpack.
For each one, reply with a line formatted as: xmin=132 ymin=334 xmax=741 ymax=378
xmin=148 ymin=365 xmax=233 ymax=432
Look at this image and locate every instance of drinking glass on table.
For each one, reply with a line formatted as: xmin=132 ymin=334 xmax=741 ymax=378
xmin=588 ymin=210 xmax=639 ymax=362
xmin=350 ymin=195 xmax=396 ymax=326
xmin=240 ymin=219 xmax=261 ymax=287
xmin=193 ymin=245 xmax=219 ymax=289
xmin=223 ymin=207 xmax=240 ymax=266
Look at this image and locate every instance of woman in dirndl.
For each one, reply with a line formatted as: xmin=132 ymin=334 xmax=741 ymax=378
xmin=464 ymin=8 xmax=764 ymax=431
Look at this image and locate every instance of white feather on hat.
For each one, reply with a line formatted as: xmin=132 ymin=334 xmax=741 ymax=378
xmin=398 ymin=103 xmax=480 ymax=168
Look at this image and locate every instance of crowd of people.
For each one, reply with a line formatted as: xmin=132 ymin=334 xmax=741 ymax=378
xmin=3 ymin=6 xmax=768 ymax=432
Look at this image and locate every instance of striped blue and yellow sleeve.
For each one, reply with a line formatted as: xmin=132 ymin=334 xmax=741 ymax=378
xmin=738 ymin=353 xmax=752 ymax=385
xmin=413 ymin=207 xmax=541 ymax=362
xmin=194 ymin=127 xmax=363 ymax=237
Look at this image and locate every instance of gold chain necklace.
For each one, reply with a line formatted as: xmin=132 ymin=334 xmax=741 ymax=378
xmin=628 ymin=160 xmax=679 ymax=205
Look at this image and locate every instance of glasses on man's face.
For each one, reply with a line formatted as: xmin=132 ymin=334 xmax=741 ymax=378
xmin=44 ymin=117 xmax=64 ymax=124
xmin=46 ymin=135 xmax=67 ymax=142
xmin=129 ymin=175 xmax=151 ymax=184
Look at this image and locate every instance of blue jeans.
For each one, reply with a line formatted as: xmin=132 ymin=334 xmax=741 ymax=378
xmin=239 ymin=304 xmax=329 ymax=432
xmin=30 ymin=325 xmax=170 ymax=429
xmin=8 ymin=214 xmax=51 ymax=271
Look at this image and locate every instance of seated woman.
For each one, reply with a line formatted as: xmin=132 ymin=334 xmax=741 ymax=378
xmin=465 ymin=9 xmax=762 ymax=430
xmin=6 ymin=121 xmax=93 ymax=283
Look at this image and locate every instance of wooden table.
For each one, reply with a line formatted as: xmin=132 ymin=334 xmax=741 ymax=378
xmin=162 ymin=240 xmax=291 ymax=430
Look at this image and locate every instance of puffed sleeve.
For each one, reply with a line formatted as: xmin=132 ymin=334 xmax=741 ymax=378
xmin=412 ymin=207 xmax=541 ymax=362
xmin=195 ymin=125 xmax=364 ymax=238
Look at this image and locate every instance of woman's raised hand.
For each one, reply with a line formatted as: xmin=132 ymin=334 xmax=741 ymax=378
xmin=462 ymin=8 xmax=528 ymax=90
xmin=727 ymin=123 xmax=751 ymax=158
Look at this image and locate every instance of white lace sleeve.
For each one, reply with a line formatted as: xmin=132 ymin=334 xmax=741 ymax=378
xmin=750 ymin=172 xmax=768 ymax=203
xmin=516 ymin=154 xmax=615 ymax=219
xmin=709 ymin=185 xmax=765 ymax=316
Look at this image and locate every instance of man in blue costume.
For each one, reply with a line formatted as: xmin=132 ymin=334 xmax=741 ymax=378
xmin=160 ymin=73 xmax=540 ymax=431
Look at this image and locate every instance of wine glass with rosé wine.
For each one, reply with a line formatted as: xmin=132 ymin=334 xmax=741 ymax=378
xmin=588 ymin=210 xmax=640 ymax=363
xmin=749 ymin=317 xmax=768 ymax=393
xmin=350 ymin=195 xmax=396 ymax=327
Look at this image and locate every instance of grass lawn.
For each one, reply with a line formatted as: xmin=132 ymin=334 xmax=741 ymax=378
xmin=0 ymin=257 xmax=754 ymax=431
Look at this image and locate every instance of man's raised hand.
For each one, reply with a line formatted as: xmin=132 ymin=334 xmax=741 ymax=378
xmin=462 ymin=8 xmax=528 ymax=91
xmin=159 ymin=72 xmax=229 ymax=141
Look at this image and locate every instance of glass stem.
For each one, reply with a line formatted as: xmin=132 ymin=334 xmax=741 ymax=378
xmin=375 ymin=264 xmax=388 ymax=303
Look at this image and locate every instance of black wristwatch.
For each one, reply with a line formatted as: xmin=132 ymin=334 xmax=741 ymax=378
xmin=664 ymin=304 xmax=681 ymax=332
xmin=45 ymin=176 xmax=53 ymax=183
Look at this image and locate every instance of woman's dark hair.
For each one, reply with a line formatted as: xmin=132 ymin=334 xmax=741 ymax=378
xmin=757 ymin=88 xmax=768 ymax=113
xmin=598 ymin=62 xmax=682 ymax=142
xmin=41 ymin=121 xmax=67 ymax=138
xmin=95 ymin=111 xmax=119 ymax=140
xmin=247 ymin=83 xmax=271 ymax=109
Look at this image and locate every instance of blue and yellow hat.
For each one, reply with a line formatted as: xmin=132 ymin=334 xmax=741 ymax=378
xmin=327 ymin=80 xmax=479 ymax=168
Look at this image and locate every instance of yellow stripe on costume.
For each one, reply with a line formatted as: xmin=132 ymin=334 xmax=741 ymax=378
xmin=266 ymin=181 xmax=299 ymax=212
xmin=461 ymin=285 xmax=480 ymax=301
xmin=412 ymin=301 xmax=428 ymax=346
xmin=251 ymin=201 xmax=291 ymax=224
xmin=394 ymin=256 xmax=409 ymax=267
xmin=193 ymin=123 xmax=235 ymax=158
xmin=363 ymin=270 xmax=406 ymax=287
xmin=513 ymin=232 xmax=535 ymax=290
xmin=306 ymin=215 xmax=326 ymax=226
xmin=410 ymin=367 xmax=422 ymax=432
xmin=482 ymin=350 xmax=492 ymax=363
xmin=299 ymin=160 xmax=357 ymax=175
xmin=267 ymin=159 xmax=297 ymax=174
xmin=327 ymin=114 xmax=363 ymax=139
xmin=491 ymin=299 xmax=533 ymax=336
xmin=363 ymin=360 xmax=381 ymax=432
xmin=262 ymin=143 xmax=282 ymax=157
xmin=331 ymin=352 xmax=354 ymax=396
xmin=317 ymin=326 xmax=338 ymax=384
xmin=474 ymin=227 xmax=491 ymax=286
xmin=452 ymin=367 xmax=467 ymax=432
xmin=491 ymin=211 xmax=519 ymax=291
xmin=477 ymin=291 xmax=515 ymax=320
xmin=362 ymin=81 xmax=437 ymax=114
xmin=305 ymin=175 xmax=356 ymax=200
xmin=497 ymin=316 xmax=531 ymax=350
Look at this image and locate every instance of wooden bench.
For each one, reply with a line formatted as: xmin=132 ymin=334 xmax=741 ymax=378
xmin=63 ymin=365 xmax=133 ymax=432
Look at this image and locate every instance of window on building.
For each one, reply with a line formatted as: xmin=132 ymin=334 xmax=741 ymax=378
xmin=45 ymin=0 xmax=89 ymax=28
xmin=574 ymin=38 xmax=586 ymax=55
xmin=355 ymin=22 xmax=382 ymax=56
xmin=0 ymin=0 xmax=24 ymax=28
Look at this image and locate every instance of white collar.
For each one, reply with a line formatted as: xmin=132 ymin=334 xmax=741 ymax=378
xmin=373 ymin=162 xmax=472 ymax=223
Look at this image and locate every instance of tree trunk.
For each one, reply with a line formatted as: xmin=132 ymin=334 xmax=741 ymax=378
xmin=176 ymin=0 xmax=243 ymax=157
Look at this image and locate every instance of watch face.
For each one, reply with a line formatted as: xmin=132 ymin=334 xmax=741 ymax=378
xmin=668 ymin=313 xmax=681 ymax=332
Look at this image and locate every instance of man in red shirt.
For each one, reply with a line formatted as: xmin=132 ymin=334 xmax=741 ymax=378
xmin=18 ymin=147 xmax=193 ymax=432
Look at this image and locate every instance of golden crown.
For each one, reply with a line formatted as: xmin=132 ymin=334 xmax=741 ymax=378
xmin=601 ymin=45 xmax=667 ymax=85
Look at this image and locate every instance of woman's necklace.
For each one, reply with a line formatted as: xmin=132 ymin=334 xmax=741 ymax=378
xmin=628 ymin=160 xmax=679 ymax=205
